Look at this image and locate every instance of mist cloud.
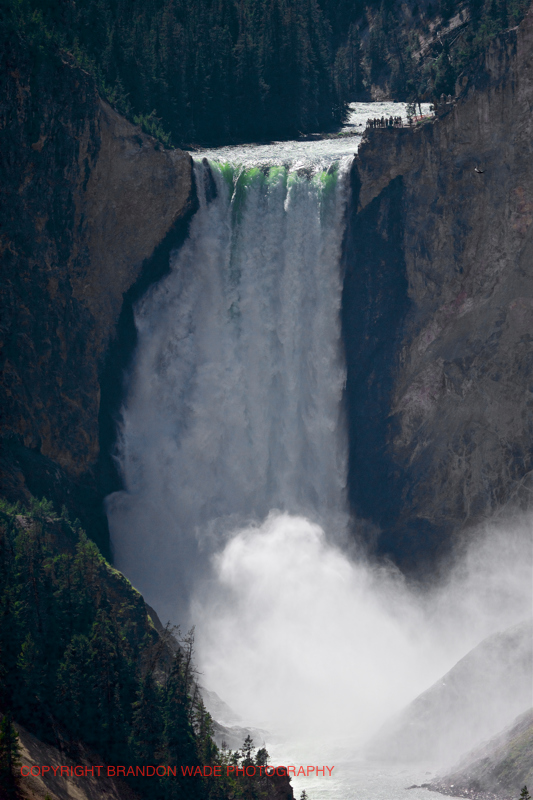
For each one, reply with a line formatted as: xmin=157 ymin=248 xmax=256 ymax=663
xmin=193 ymin=511 xmax=532 ymax=748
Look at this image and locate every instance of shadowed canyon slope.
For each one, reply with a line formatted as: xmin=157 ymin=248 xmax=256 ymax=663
xmin=344 ymin=10 xmax=533 ymax=567
xmin=0 ymin=39 xmax=194 ymax=553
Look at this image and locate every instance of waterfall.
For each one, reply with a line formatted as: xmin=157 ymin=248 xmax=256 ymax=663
xmin=106 ymin=158 xmax=351 ymax=621
xmin=105 ymin=156 xmax=532 ymax=750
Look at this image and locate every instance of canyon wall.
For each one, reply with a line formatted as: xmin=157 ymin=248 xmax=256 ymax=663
xmin=0 ymin=39 xmax=194 ymax=553
xmin=344 ymin=10 xmax=533 ymax=570
xmin=2 ymin=11 xmax=532 ymax=569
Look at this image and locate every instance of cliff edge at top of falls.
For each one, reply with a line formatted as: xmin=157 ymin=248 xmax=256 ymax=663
xmin=343 ymin=9 xmax=533 ymax=569
xmin=0 ymin=36 xmax=195 ymax=553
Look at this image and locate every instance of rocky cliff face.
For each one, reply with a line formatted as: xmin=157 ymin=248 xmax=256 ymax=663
xmin=344 ymin=10 xmax=533 ymax=569
xmin=2 ymin=11 xmax=532 ymax=569
xmin=0 ymin=39 xmax=194 ymax=553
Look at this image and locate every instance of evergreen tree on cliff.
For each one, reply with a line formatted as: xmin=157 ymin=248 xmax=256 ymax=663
xmin=2 ymin=0 xmax=345 ymax=144
xmin=0 ymin=712 xmax=20 ymax=800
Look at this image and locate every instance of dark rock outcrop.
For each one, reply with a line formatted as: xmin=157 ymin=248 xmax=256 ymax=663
xmin=344 ymin=10 xmax=533 ymax=568
xmin=0 ymin=37 xmax=194 ymax=554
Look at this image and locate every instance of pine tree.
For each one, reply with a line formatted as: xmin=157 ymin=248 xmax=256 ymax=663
xmin=130 ymin=672 xmax=164 ymax=763
xmin=194 ymin=700 xmax=218 ymax=766
xmin=87 ymin=604 xmax=131 ymax=760
xmin=241 ymin=734 xmax=255 ymax=766
xmin=0 ymin=713 xmax=21 ymax=799
xmin=162 ymin=643 xmax=202 ymax=799
xmin=56 ymin=633 xmax=93 ymax=738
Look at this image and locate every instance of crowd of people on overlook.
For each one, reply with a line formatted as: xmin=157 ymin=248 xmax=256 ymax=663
xmin=365 ymin=103 xmax=442 ymax=129
xmin=366 ymin=115 xmax=404 ymax=128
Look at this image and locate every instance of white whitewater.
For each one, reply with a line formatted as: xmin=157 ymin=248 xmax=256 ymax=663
xmin=107 ymin=158 xmax=351 ymax=620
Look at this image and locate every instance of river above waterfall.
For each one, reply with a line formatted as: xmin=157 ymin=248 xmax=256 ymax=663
xmin=194 ymin=101 xmax=432 ymax=167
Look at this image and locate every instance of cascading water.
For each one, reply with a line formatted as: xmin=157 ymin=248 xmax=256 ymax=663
xmin=106 ymin=158 xmax=351 ymax=622
xmin=106 ymin=133 xmax=532 ymax=797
